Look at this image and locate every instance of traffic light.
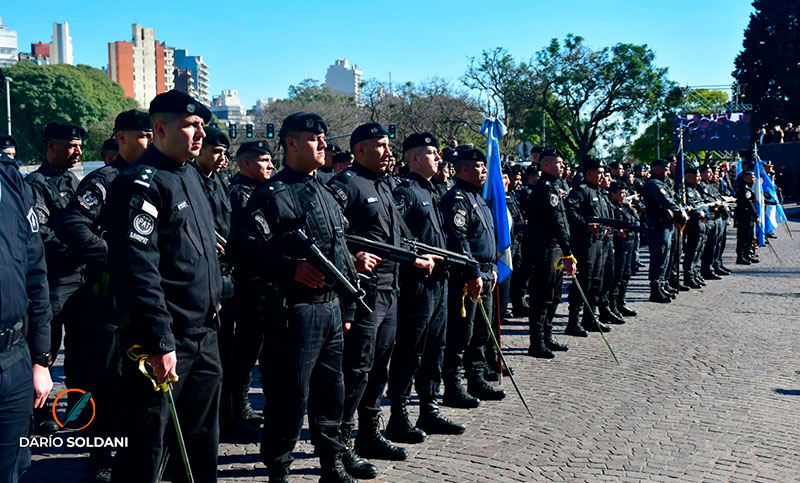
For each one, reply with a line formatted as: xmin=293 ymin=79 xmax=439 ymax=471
xmin=266 ymin=123 xmax=275 ymax=139
xmin=388 ymin=124 xmax=396 ymax=140
xmin=246 ymin=123 xmax=254 ymax=138
xmin=228 ymin=123 xmax=237 ymax=139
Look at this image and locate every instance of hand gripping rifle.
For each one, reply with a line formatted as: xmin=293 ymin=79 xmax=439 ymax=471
xmin=584 ymin=217 xmax=645 ymax=234
xmin=401 ymin=238 xmax=479 ymax=272
xmin=290 ymin=228 xmax=372 ymax=314
xmin=214 ymin=231 xmax=233 ymax=276
xmin=344 ymin=234 xmax=420 ymax=266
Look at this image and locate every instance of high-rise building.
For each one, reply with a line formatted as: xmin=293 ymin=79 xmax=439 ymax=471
xmin=108 ymin=24 xmax=166 ymax=108
xmin=173 ymin=49 xmax=210 ymax=106
xmin=51 ymin=22 xmax=73 ymax=65
xmin=32 ymin=42 xmax=50 ymax=57
xmin=162 ymin=44 xmax=175 ymax=91
xmin=210 ymin=90 xmax=246 ymax=124
xmin=325 ymin=59 xmax=363 ymax=98
xmin=173 ymin=68 xmax=196 ymax=99
xmin=0 ymin=17 xmax=19 ymax=67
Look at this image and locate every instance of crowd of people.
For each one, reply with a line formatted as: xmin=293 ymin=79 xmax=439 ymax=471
xmin=0 ymin=89 xmax=775 ymax=483
xmin=756 ymin=122 xmax=800 ymax=144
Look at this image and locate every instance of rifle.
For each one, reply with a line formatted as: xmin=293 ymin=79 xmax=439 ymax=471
xmin=214 ymin=231 xmax=233 ymax=276
xmin=290 ymin=229 xmax=372 ymax=314
xmin=345 ymin=234 xmax=420 ymax=266
xmin=402 ymin=238 xmax=479 ymax=271
xmin=585 ymin=216 xmax=645 ymax=234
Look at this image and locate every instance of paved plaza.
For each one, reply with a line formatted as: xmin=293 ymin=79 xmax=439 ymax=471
xmin=24 ymin=207 xmax=800 ymax=482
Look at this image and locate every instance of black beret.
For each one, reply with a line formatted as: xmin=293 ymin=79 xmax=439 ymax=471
xmin=279 ymin=112 xmax=328 ymax=140
xmin=325 ymin=143 xmax=342 ymax=153
xmin=332 ymin=151 xmax=353 ymax=165
xmin=742 ymin=170 xmax=754 ymax=176
xmin=651 ymin=159 xmax=669 ymax=168
xmin=101 ymin=137 xmax=119 ymax=153
xmin=114 ymin=109 xmax=151 ymax=133
xmin=685 ymin=166 xmax=699 ymax=174
xmin=539 ymin=148 xmax=563 ymax=160
xmin=402 ymin=132 xmax=439 ymax=153
xmin=149 ymin=90 xmax=211 ymax=124
xmin=608 ymin=161 xmax=622 ymax=169
xmin=44 ymin=120 xmax=86 ymax=141
xmin=203 ymin=126 xmax=230 ymax=149
xmin=608 ymin=180 xmax=627 ymax=192
xmin=237 ymin=140 xmax=272 ymax=157
xmin=350 ymin=123 xmax=389 ymax=150
xmin=524 ymin=164 xmax=541 ymax=177
xmin=0 ymin=135 xmax=16 ymax=149
xmin=529 ymin=146 xmax=544 ymax=155
xmin=581 ymin=156 xmax=605 ymax=171
xmin=451 ymin=148 xmax=486 ymax=164
xmin=699 ymin=164 xmax=715 ymax=171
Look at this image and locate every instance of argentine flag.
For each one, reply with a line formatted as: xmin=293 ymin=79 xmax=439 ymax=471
xmin=481 ymin=117 xmax=512 ymax=282
xmin=754 ymin=160 xmax=788 ymax=247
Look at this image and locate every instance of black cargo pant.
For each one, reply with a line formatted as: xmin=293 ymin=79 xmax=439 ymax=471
xmin=612 ymin=236 xmax=635 ymax=302
xmin=0 ymin=342 xmax=33 ymax=483
xmin=568 ymin=237 xmax=604 ymax=311
xmin=528 ymin=241 xmax=564 ymax=344
xmin=113 ymin=330 xmax=222 ymax=483
xmin=387 ymin=276 xmax=447 ymax=403
xmin=736 ymin=216 xmax=756 ymax=258
xmin=260 ymin=297 xmax=345 ymax=469
xmin=683 ymin=220 xmax=707 ymax=278
xmin=443 ymin=272 xmax=493 ymax=381
xmin=342 ymin=289 xmax=397 ymax=425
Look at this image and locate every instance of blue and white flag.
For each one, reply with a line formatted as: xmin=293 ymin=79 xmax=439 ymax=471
xmin=480 ymin=117 xmax=512 ymax=282
xmin=754 ymin=160 xmax=787 ymax=247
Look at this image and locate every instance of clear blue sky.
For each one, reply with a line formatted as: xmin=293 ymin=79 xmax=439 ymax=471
xmin=2 ymin=0 xmax=754 ymax=107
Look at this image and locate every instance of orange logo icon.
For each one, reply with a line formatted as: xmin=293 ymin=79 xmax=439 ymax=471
xmin=52 ymin=389 xmax=96 ymax=431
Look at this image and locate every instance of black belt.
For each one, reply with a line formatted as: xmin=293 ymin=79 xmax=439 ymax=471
xmin=286 ymin=290 xmax=337 ymax=305
xmin=0 ymin=321 xmax=24 ymax=352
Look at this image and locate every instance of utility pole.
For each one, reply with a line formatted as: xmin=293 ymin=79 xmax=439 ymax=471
xmin=541 ymin=111 xmax=546 ymax=145
xmin=1 ymin=69 xmax=10 ymax=135
xmin=656 ymin=115 xmax=660 ymax=158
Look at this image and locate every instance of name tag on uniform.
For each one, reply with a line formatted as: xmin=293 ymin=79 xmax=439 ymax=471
xmin=422 ymin=201 xmax=431 ymax=206
xmin=366 ymin=197 xmax=379 ymax=203
xmin=592 ymin=197 xmax=598 ymax=201
xmin=176 ymin=201 xmax=189 ymax=211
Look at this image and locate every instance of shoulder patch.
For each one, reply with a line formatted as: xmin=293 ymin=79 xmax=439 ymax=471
xmin=78 ymin=190 xmax=100 ymax=211
xmin=27 ymin=207 xmax=39 ymax=233
xmin=92 ymin=181 xmax=108 ymax=202
xmin=745 ymin=191 xmax=751 ymax=199
xmin=550 ymin=193 xmax=559 ymax=207
xmin=252 ymin=209 xmax=272 ymax=241
xmin=453 ymin=210 xmax=467 ymax=228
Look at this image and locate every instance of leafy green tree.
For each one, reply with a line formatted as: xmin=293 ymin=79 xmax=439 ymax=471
xmin=733 ymin=0 xmax=800 ymax=127
xmin=0 ymin=63 xmax=137 ymax=163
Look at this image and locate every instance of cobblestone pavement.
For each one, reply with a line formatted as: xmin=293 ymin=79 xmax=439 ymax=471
xmin=25 ymin=207 xmax=800 ymax=482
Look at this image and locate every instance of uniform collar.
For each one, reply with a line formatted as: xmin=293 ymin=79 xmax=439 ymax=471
xmin=231 ymin=172 xmax=261 ymax=187
xmin=541 ymin=172 xmax=558 ymax=183
xmin=282 ymin=166 xmax=315 ymax=182
xmin=454 ymin=177 xmax=482 ymax=193
xmin=109 ymin=156 xmax=129 ymax=170
xmin=351 ymin=160 xmax=380 ymax=180
xmin=408 ymin=172 xmax=433 ymax=189
xmin=141 ymin=145 xmax=189 ymax=172
xmin=39 ymin=161 xmax=69 ymax=175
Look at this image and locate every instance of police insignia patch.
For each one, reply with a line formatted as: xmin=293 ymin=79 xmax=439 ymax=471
xmin=132 ymin=213 xmax=155 ymax=235
xmin=78 ymin=191 xmax=99 ymax=210
xmin=660 ymin=188 xmax=667 ymax=195
xmin=550 ymin=193 xmax=559 ymax=207
xmin=27 ymin=207 xmax=39 ymax=233
xmin=745 ymin=191 xmax=751 ymax=199
xmin=454 ymin=211 xmax=467 ymax=227
xmin=186 ymin=104 xmax=196 ymax=113
xmin=371 ymin=127 xmax=379 ymax=134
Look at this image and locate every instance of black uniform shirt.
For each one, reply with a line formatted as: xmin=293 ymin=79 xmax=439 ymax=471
xmin=55 ymin=156 xmax=128 ymax=266
xmin=227 ymin=173 xmax=264 ymax=272
xmin=527 ymin=172 xmax=572 ymax=256
xmin=106 ymin=145 xmax=222 ymax=355
xmin=643 ymin=175 xmax=680 ymax=226
xmin=246 ymin=166 xmax=359 ymax=320
xmin=329 ymin=162 xmax=401 ymax=290
xmin=735 ymin=185 xmax=758 ymax=221
xmin=440 ymin=178 xmax=497 ymax=280
xmin=0 ymin=154 xmax=51 ymax=369
xmin=565 ymin=181 xmax=611 ymax=238
xmin=192 ymin=162 xmax=232 ymax=239
xmin=25 ymin=161 xmax=81 ymax=280
xmin=393 ymin=173 xmax=447 ymax=250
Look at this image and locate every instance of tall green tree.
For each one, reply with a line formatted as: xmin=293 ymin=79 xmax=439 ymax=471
xmin=733 ymin=0 xmax=800 ymax=126
xmin=0 ymin=63 xmax=137 ymax=163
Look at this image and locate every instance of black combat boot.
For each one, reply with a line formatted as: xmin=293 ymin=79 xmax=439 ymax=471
xmin=34 ymin=404 xmax=59 ymax=436
xmin=616 ymin=291 xmax=637 ymax=317
xmin=684 ymin=274 xmax=701 ymax=289
xmin=511 ymin=300 xmax=530 ymax=317
xmin=416 ymin=398 xmax=466 ymax=435
xmin=649 ymin=282 xmax=672 ymax=303
xmin=442 ymin=375 xmax=481 ymax=409
xmin=320 ymin=453 xmax=360 ymax=483
xmin=598 ymin=304 xmax=625 ymax=325
xmin=340 ymin=424 xmax=378 ymax=479
xmin=527 ymin=324 xmax=554 ymax=359
xmin=701 ymin=269 xmax=722 ymax=280
xmin=713 ymin=266 xmax=729 ymax=277
xmin=219 ymin=393 xmax=258 ymax=440
xmin=582 ymin=307 xmax=611 ymax=332
xmin=736 ymin=255 xmax=751 ymax=265
xmin=233 ymin=385 xmax=264 ymax=427
xmin=693 ymin=273 xmax=707 ymax=286
xmin=564 ymin=308 xmax=588 ymax=337
xmin=268 ymin=464 xmax=291 ymax=483
xmin=543 ymin=326 xmax=568 ymax=352
xmin=385 ymin=398 xmax=426 ymax=444
xmin=466 ymin=373 xmax=506 ymax=401
xmin=354 ymin=411 xmax=408 ymax=461
xmin=661 ymin=283 xmax=677 ymax=299
xmin=716 ymin=264 xmax=732 ymax=274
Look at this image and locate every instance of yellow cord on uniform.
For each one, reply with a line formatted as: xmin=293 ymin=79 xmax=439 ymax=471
xmin=460 ymin=285 xmax=469 ymax=317
xmin=553 ymin=255 xmax=578 ymax=270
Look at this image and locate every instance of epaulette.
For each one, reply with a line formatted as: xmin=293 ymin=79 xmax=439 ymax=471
xmin=262 ymin=179 xmax=286 ymax=198
xmin=130 ymin=164 xmax=157 ymax=190
xmin=398 ymin=178 xmax=412 ymax=188
xmin=451 ymin=188 xmax=465 ymax=201
xmin=333 ymin=170 xmax=357 ymax=184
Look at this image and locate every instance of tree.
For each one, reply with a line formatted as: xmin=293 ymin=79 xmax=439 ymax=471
xmin=517 ymin=35 xmax=671 ymax=162
xmin=733 ymin=0 xmax=800 ymax=127
xmin=0 ymin=63 xmax=138 ymax=163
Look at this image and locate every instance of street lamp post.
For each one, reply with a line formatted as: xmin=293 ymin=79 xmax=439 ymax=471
xmin=4 ymin=76 xmax=11 ymax=136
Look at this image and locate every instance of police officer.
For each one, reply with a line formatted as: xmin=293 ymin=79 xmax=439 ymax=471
xmin=385 ymin=133 xmax=466 ymax=444
xmin=526 ymin=149 xmax=575 ymax=358
xmin=227 ymin=140 xmax=276 ymax=431
xmin=318 ymin=143 xmax=342 ymax=184
xmin=565 ymin=156 xmax=613 ymax=334
xmin=101 ymin=137 xmax=120 ymax=164
xmin=431 ymin=159 xmax=453 ymax=199
xmin=735 ymin=170 xmax=758 ymax=265
xmin=329 ymin=123 xmax=436 ymax=469
xmin=643 ymin=159 xmax=683 ymax=302
xmin=106 ymin=90 xmax=223 ymax=482
xmin=698 ymin=165 xmax=732 ymax=277
xmin=682 ymin=167 xmax=709 ymax=288
xmin=0 ymin=134 xmax=16 ymax=159
xmin=246 ymin=112 xmax=359 ymax=483
xmin=440 ymin=148 xmax=506 ymax=407
xmin=54 ymin=109 xmax=152 ymax=481
xmin=596 ymin=172 xmax=626 ymax=326
xmin=606 ymin=181 xmax=639 ymax=318
xmin=0 ymin=152 xmax=53 ymax=482
xmin=504 ymin=165 xmax=528 ymax=318
xmin=26 ymin=120 xmax=85 ymax=434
